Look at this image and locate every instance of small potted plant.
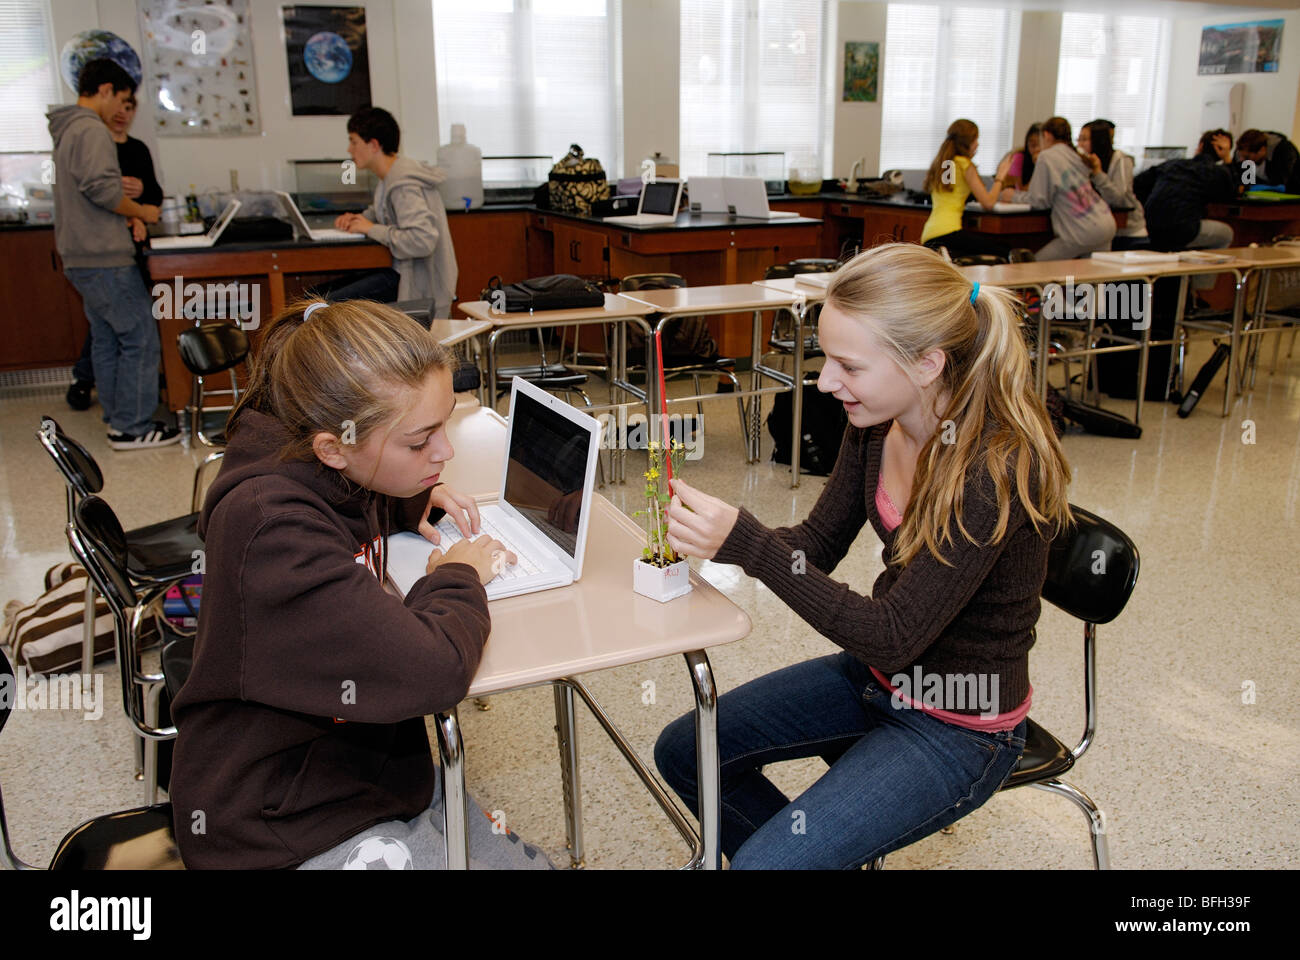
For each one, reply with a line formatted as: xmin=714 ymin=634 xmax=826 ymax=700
xmin=632 ymin=439 xmax=692 ymax=603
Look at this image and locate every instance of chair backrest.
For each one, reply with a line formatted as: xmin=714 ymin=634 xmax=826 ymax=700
xmin=788 ymin=258 xmax=841 ymax=274
xmin=620 ymin=273 xmax=686 ymax=292
xmin=176 ymin=323 xmax=250 ymax=377
xmin=1042 ymin=504 xmax=1139 ymax=624
xmin=72 ymin=495 xmax=137 ymax=613
xmin=36 ymin=416 xmax=103 ymax=498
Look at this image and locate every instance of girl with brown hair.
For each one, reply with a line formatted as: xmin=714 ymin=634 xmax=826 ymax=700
xmin=919 ymin=118 xmax=1013 ymax=260
xmin=654 ymin=244 xmax=1072 ymax=869
xmin=170 ymin=299 xmax=552 ymax=870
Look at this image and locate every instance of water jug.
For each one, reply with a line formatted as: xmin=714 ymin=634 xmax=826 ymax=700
xmin=437 ymin=124 xmax=484 ymax=211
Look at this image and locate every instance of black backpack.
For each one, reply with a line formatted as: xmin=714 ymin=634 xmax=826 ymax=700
xmin=767 ymin=385 xmax=847 ymax=475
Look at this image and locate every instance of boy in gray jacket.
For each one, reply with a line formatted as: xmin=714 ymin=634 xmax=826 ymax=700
xmin=47 ymin=59 xmax=178 ymax=450
xmin=331 ymin=107 xmax=458 ymax=318
xmin=1007 ymin=116 xmax=1115 ymax=260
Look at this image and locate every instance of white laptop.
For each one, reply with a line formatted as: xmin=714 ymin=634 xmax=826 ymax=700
xmin=688 ymin=176 xmax=728 ymax=214
xmin=273 ymin=189 xmax=366 ymax=242
xmin=603 ymin=179 xmax=683 ymax=225
xmin=149 ymin=198 xmax=241 ymax=249
xmin=725 ymin=176 xmax=798 ymax=219
xmin=386 ymin=377 xmax=603 ymax=601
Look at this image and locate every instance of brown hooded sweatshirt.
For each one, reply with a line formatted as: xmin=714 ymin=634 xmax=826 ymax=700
xmin=170 ymin=409 xmax=489 ymax=869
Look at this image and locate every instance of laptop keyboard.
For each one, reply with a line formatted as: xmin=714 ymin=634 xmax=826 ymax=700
xmin=433 ymin=514 xmax=546 ymax=582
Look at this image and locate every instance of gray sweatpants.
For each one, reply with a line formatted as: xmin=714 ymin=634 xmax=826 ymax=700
xmin=298 ymin=766 xmax=555 ymax=870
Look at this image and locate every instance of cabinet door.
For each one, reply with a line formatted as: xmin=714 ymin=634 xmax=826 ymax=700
xmin=552 ymin=223 xmax=609 ymax=278
xmin=0 ymin=229 xmax=86 ymax=371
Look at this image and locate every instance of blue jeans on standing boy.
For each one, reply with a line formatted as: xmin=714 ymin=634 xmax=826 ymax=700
xmin=64 ymin=265 xmax=161 ymax=436
xmin=654 ymin=651 xmax=1026 ymax=869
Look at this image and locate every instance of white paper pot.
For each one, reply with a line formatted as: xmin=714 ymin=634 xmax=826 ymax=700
xmin=632 ymin=556 xmax=693 ymax=603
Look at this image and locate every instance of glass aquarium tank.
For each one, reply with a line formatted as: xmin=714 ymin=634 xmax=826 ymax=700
xmin=0 ymin=152 xmax=55 ymax=224
xmin=290 ymin=159 xmax=379 ymax=214
xmin=482 ymin=155 xmax=552 ymax=203
xmin=707 ymin=152 xmax=785 ymax=194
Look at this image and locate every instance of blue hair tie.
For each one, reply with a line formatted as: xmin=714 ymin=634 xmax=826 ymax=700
xmin=303 ymin=301 xmax=328 ymax=321
xmin=969 ymin=282 xmax=980 ymax=305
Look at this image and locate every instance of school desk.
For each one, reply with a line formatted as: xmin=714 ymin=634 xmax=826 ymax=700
xmin=616 ymin=284 xmax=807 ymax=486
xmin=417 ymin=403 xmax=752 ymax=869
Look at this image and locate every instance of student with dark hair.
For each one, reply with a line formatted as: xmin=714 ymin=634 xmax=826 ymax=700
xmin=1235 ymin=128 xmax=1300 ymax=193
xmin=1005 ymin=116 xmax=1115 ymax=259
xmin=999 ymin=123 xmax=1042 ymax=191
xmin=67 ymin=91 xmax=164 ymax=411
xmin=918 ymin=118 xmax=1012 ymax=260
xmin=1136 ymin=128 xmax=1239 ymax=253
xmin=323 ymin=106 xmax=458 ymax=317
xmin=47 ymin=59 xmax=178 ymax=449
xmin=1078 ymin=119 xmax=1148 ymax=250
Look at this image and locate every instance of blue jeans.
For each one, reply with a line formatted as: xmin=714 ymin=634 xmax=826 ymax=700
xmin=654 ymin=652 xmax=1026 ymax=869
xmin=64 ymin=266 xmax=160 ymax=435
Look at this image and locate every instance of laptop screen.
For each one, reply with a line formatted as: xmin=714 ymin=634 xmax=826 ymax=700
xmin=640 ymin=180 xmax=680 ymax=216
xmin=503 ymin=391 xmax=591 ymax=559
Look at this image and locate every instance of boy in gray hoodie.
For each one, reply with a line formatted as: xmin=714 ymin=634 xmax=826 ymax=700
xmin=329 ymin=107 xmax=458 ymax=318
xmin=47 ymin=59 xmax=178 ymax=449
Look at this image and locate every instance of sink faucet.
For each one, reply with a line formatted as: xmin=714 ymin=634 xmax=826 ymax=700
xmin=846 ymin=157 xmax=865 ymax=193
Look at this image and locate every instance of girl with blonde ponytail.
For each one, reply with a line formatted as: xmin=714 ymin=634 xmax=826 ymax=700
xmin=655 ymin=244 xmax=1072 ymax=869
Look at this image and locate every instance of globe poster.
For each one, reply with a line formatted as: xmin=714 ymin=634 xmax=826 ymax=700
xmin=283 ymin=5 xmax=372 ymax=116
xmin=137 ymin=0 xmax=261 ymax=136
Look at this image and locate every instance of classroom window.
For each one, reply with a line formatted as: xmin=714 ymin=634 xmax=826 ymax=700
xmin=1054 ymin=13 xmax=1171 ymax=162
xmin=432 ymin=0 xmax=623 ymax=173
xmin=879 ymin=4 xmax=1021 ymax=176
xmin=0 ymin=0 xmax=60 ymax=152
xmin=679 ymin=0 xmax=835 ymax=178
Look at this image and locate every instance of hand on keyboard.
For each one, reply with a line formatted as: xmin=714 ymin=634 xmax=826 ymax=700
xmin=426 ymin=535 xmax=518 ymax=586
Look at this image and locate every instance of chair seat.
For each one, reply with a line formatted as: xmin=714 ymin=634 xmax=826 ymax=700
xmin=125 ymin=512 xmax=202 ymax=583
xmin=1002 ymin=717 xmax=1075 ymax=789
xmin=495 ymin=362 xmax=589 ymax=389
xmin=49 ymin=803 xmax=185 ymax=869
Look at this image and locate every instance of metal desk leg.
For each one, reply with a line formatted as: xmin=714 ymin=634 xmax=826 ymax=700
xmin=435 ymin=707 xmax=470 ymax=870
xmin=684 ymin=649 xmax=720 ymax=870
xmin=749 ymin=311 xmax=763 ymax=463
xmin=790 ymin=305 xmax=805 ymax=488
xmin=81 ymin=578 xmax=96 ymax=676
xmin=1134 ymin=279 xmax=1153 ymax=427
xmin=552 ymin=684 xmax=585 ymax=868
xmin=1223 ymin=271 xmax=1246 ymax=417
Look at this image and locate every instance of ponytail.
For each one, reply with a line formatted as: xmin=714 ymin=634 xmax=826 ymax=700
xmin=824 ymin=244 xmax=1072 ymax=567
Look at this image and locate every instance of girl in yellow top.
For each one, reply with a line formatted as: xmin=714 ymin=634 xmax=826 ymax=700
xmin=919 ymin=119 xmax=1012 ymax=260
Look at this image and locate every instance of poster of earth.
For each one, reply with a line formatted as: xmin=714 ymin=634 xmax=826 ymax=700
xmin=282 ymin=5 xmax=371 ymax=116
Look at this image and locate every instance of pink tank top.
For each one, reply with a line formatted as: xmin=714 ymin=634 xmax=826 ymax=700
xmin=872 ymin=470 xmax=1031 ymax=732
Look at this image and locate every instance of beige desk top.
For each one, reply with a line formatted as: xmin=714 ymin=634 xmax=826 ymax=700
xmin=430 ymin=317 xmax=492 ymax=346
xmin=431 ymin=405 xmax=752 ymax=696
xmin=751 ymin=275 xmax=834 ymax=301
xmin=457 ymin=293 xmax=654 ymax=327
xmin=619 ymin=284 xmax=797 ymax=315
xmin=1218 ymin=246 xmax=1300 ymax=268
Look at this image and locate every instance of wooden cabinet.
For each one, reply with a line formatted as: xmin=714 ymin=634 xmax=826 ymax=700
xmin=551 ymin=221 xmax=609 ymax=278
xmin=0 ymin=228 xmax=87 ymax=371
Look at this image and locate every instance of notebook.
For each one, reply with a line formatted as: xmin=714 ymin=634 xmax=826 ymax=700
xmin=603 ymin=179 xmax=683 ymax=225
xmin=386 ymin=377 xmax=603 ymax=601
xmin=149 ymin=199 xmax=241 ymax=249
xmin=274 ymin=190 xmax=367 ymax=242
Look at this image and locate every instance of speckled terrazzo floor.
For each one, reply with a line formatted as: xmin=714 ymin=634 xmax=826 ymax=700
xmin=2 ymin=335 xmax=1297 ymax=870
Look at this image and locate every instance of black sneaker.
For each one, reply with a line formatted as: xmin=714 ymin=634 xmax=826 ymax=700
xmin=107 ymin=421 xmax=182 ymax=451
xmin=66 ymin=381 xmax=94 ymax=410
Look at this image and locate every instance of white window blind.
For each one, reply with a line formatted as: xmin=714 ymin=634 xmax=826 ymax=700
xmin=433 ymin=0 xmax=622 ymax=173
xmin=679 ymin=0 xmax=833 ymax=178
xmin=1054 ymin=13 xmax=1170 ymax=161
xmin=879 ymin=5 xmax=1021 ymax=176
xmin=0 ymin=0 xmax=60 ymax=151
